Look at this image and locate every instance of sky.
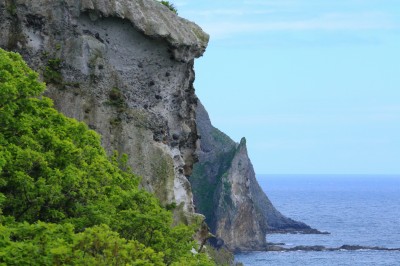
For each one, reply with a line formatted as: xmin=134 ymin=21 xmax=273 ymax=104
xmin=175 ymin=0 xmax=400 ymax=175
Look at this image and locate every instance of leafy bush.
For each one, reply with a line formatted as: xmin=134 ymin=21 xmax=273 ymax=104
xmin=159 ymin=1 xmax=178 ymax=15
xmin=0 ymin=48 xmax=213 ymax=265
xmin=0 ymin=222 xmax=165 ymax=265
xmin=43 ymin=58 xmax=62 ymax=84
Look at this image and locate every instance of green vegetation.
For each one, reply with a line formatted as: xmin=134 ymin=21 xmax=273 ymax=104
xmin=206 ymin=245 xmax=235 ymax=266
xmin=165 ymin=202 xmax=177 ymax=211
xmin=190 ymin=127 xmax=237 ymax=228
xmin=211 ymin=128 xmax=233 ymax=145
xmin=190 ymin=163 xmax=215 ymax=221
xmin=43 ymin=57 xmax=62 ymax=84
xmin=221 ymin=174 xmax=234 ymax=210
xmin=107 ymin=87 xmax=125 ymax=110
xmin=5 ymin=2 xmax=17 ymax=16
xmin=106 ymin=87 xmax=125 ymax=126
xmin=159 ymin=1 xmax=178 ymax=15
xmin=0 ymin=48 xmax=214 ymax=265
xmin=6 ymin=6 xmax=17 ymax=16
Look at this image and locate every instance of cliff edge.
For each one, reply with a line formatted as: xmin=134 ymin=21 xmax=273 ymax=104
xmin=0 ymin=0 xmax=208 ymax=220
xmin=1 ymin=0 xmax=318 ymax=253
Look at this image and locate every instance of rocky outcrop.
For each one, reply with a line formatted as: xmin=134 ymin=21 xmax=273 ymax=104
xmin=266 ymin=244 xmax=400 ymax=252
xmin=0 ymin=0 xmax=208 ymax=220
xmin=1 ymin=0 xmax=320 ymax=253
xmin=191 ymin=102 xmax=315 ymax=251
xmin=214 ymin=137 xmax=267 ymax=251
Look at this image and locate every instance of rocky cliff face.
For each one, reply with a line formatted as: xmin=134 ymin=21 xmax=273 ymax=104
xmin=0 ymin=0 xmax=208 ymax=220
xmin=191 ymin=102 xmax=313 ymax=251
xmin=1 ymin=0 xmax=316 ymax=252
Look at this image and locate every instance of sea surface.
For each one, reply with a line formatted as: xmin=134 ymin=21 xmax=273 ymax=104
xmin=235 ymin=175 xmax=400 ymax=266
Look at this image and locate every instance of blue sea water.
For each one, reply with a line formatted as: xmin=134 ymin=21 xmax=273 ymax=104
xmin=235 ymin=175 xmax=400 ymax=266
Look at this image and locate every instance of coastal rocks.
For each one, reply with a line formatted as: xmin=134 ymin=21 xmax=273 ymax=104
xmin=190 ymin=102 xmax=317 ymax=251
xmin=265 ymin=244 xmax=400 ymax=252
xmin=1 ymin=0 xmax=326 ymax=254
xmin=214 ymin=137 xmax=266 ymax=251
xmin=0 ymin=0 xmax=208 ymax=220
xmin=269 ymin=228 xmax=330 ymax=234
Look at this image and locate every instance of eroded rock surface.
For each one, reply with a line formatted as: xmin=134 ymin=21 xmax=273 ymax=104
xmin=1 ymin=0 xmax=321 ymax=253
xmin=0 ymin=0 xmax=208 ymax=220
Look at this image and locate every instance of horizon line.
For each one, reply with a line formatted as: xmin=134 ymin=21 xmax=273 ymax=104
xmin=256 ymin=173 xmax=400 ymax=176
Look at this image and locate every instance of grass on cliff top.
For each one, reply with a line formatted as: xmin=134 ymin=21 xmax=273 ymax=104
xmin=158 ymin=1 xmax=178 ymax=14
xmin=0 ymin=48 xmax=214 ymax=265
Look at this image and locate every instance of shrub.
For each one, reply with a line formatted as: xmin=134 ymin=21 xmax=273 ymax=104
xmin=0 ymin=48 xmax=214 ymax=265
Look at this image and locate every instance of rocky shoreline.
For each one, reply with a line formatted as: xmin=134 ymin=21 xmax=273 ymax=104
xmin=262 ymin=229 xmax=400 ymax=253
xmin=266 ymin=244 xmax=400 ymax=252
xmin=267 ymin=228 xmax=330 ymax=235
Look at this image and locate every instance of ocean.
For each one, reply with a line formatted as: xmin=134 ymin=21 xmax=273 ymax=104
xmin=235 ymin=175 xmax=400 ymax=266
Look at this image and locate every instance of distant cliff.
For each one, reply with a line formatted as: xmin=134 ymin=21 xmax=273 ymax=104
xmin=191 ymin=102 xmax=314 ymax=251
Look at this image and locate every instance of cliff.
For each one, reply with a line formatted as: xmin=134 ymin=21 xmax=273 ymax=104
xmin=0 ymin=0 xmax=208 ymax=221
xmin=191 ymin=102 xmax=313 ymax=251
xmin=1 ymin=0 xmax=316 ymax=254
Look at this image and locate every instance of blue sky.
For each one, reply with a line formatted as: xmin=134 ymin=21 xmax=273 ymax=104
xmin=176 ymin=0 xmax=400 ymax=174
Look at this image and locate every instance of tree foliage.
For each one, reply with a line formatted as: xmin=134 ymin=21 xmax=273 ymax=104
xmin=0 ymin=48 xmax=213 ymax=265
